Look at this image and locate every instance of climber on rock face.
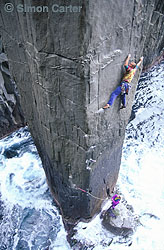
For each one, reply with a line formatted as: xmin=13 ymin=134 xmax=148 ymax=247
xmin=103 ymin=54 xmax=143 ymax=109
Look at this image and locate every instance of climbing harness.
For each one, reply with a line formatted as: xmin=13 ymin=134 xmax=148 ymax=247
xmin=120 ymin=82 xmax=131 ymax=95
xmin=121 ymin=82 xmax=126 ymax=95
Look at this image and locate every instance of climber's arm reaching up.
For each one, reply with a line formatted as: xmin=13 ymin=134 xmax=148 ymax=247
xmin=136 ymin=56 xmax=144 ymax=68
xmin=124 ymin=54 xmax=131 ymax=67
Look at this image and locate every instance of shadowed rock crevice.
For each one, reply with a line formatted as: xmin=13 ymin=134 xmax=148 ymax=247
xmin=0 ymin=42 xmax=25 ymax=138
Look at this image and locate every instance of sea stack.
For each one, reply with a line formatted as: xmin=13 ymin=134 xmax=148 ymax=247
xmin=0 ymin=0 xmax=163 ymax=220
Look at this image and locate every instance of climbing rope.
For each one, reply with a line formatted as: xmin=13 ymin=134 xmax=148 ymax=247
xmin=75 ymin=187 xmax=107 ymax=201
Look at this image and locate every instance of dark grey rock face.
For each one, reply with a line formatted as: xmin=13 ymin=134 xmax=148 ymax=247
xmin=0 ymin=0 xmax=163 ymax=220
xmin=143 ymin=0 xmax=164 ymax=67
xmin=0 ymin=42 xmax=25 ymax=138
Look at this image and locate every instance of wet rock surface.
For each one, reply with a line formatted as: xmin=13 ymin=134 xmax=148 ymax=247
xmin=101 ymin=203 xmax=137 ymax=237
xmin=0 ymin=203 xmax=61 ymax=250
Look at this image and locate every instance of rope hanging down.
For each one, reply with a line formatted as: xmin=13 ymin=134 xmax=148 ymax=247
xmin=75 ymin=187 xmax=107 ymax=201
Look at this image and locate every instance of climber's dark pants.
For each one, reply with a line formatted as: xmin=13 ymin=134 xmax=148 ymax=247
xmin=107 ymin=82 xmax=129 ymax=106
xmin=120 ymin=93 xmax=126 ymax=106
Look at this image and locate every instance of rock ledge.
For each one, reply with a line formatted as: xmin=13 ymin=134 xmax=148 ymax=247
xmin=102 ymin=202 xmax=138 ymax=237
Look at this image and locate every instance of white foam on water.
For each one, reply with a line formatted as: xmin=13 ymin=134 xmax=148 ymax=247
xmin=0 ymin=153 xmax=46 ymax=207
xmin=0 ymin=127 xmax=71 ymax=250
xmin=73 ymin=207 xmax=114 ymax=249
xmin=73 ymin=61 xmax=164 ymax=249
xmin=117 ymin=61 xmax=164 ymax=250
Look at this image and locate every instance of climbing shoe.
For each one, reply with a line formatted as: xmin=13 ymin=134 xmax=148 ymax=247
xmin=103 ymin=104 xmax=110 ymax=109
xmin=120 ymin=105 xmax=126 ymax=109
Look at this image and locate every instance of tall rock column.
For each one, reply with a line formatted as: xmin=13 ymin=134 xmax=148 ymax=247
xmin=0 ymin=0 xmax=163 ymax=220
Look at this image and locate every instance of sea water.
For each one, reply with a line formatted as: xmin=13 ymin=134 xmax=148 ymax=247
xmin=0 ymin=127 xmax=71 ymax=250
xmin=0 ymin=61 xmax=164 ymax=249
xmin=117 ymin=61 xmax=164 ymax=250
xmin=73 ymin=61 xmax=164 ymax=250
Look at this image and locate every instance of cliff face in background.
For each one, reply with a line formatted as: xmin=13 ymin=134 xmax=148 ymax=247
xmin=0 ymin=41 xmax=25 ymax=137
xmin=0 ymin=0 xmax=163 ymax=220
xmin=143 ymin=0 xmax=164 ymax=67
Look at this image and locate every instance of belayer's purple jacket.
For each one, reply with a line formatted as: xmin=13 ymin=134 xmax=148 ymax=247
xmin=112 ymin=194 xmax=120 ymax=207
